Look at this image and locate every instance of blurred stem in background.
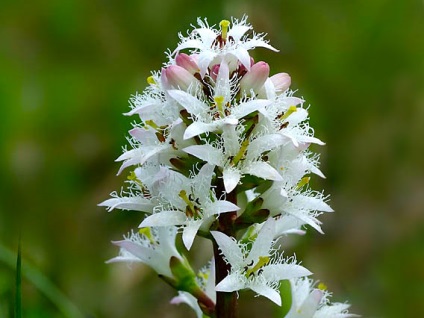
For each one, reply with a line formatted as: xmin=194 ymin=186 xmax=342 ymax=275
xmin=0 ymin=242 xmax=84 ymax=318
xmin=15 ymin=239 xmax=21 ymax=318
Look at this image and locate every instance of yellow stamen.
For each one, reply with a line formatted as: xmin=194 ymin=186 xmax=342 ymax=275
xmin=179 ymin=190 xmax=196 ymax=216
xmin=245 ymin=256 xmax=270 ymax=277
xmin=279 ymin=105 xmax=298 ymax=121
xmin=296 ymin=176 xmax=310 ymax=189
xmin=145 ymin=120 xmax=159 ymax=130
xmin=147 ymin=76 xmax=156 ymax=85
xmin=144 ymin=120 xmax=166 ymax=142
xmin=128 ymin=171 xmax=143 ymax=187
xmin=318 ymin=282 xmax=327 ymax=291
xmin=232 ymin=139 xmax=249 ymax=166
xmin=214 ymin=96 xmax=225 ymax=117
xmin=139 ymin=227 xmax=155 ymax=244
xmin=220 ymin=20 xmax=230 ymax=41
xmin=198 ymin=271 xmax=209 ymax=281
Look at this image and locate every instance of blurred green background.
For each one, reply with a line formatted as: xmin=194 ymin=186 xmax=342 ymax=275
xmin=1 ymin=0 xmax=423 ymax=317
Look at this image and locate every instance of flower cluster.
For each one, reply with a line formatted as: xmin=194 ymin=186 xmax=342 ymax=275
xmin=285 ymin=278 xmax=358 ymax=318
xmin=100 ymin=16 xmax=355 ymax=317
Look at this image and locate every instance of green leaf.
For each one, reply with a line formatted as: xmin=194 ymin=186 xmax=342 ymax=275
xmin=15 ymin=240 xmax=22 ymax=318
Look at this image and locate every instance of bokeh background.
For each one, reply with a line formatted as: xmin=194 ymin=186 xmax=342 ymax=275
xmin=1 ymin=0 xmax=423 ymax=317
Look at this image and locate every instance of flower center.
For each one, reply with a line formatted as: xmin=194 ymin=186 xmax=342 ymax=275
xmin=279 ymin=105 xmax=297 ymax=121
xmin=214 ymin=95 xmax=225 ymax=117
xmin=296 ymin=176 xmax=310 ymax=190
xmin=243 ymin=256 xmax=270 ymax=277
xmin=139 ymin=227 xmax=155 ymax=244
xmin=179 ymin=190 xmax=202 ymax=219
xmin=146 ymin=75 xmax=156 ymax=85
xmin=213 ymin=19 xmax=233 ymax=48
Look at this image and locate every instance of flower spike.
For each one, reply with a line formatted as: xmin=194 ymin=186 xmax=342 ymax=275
xmin=100 ymin=15 xmax=356 ymax=318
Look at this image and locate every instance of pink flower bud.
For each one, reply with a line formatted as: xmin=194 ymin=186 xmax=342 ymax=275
xmin=175 ymin=53 xmax=200 ymax=74
xmin=165 ymin=65 xmax=200 ymax=91
xmin=270 ymin=72 xmax=291 ymax=93
xmin=210 ymin=64 xmax=220 ymax=81
xmin=161 ymin=67 xmax=171 ymax=90
xmin=240 ymin=61 xmax=270 ymax=94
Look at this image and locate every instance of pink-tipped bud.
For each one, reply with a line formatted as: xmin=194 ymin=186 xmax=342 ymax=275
xmin=270 ymin=72 xmax=291 ymax=93
xmin=160 ymin=67 xmax=171 ymax=90
xmin=165 ymin=65 xmax=201 ymax=91
xmin=175 ymin=53 xmax=200 ymax=74
xmin=240 ymin=61 xmax=270 ymax=94
xmin=210 ymin=64 xmax=220 ymax=81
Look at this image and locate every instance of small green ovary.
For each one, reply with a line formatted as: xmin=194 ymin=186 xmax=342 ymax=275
xmin=139 ymin=227 xmax=155 ymax=244
xmin=179 ymin=190 xmax=202 ymax=219
xmin=244 ymin=256 xmax=270 ymax=277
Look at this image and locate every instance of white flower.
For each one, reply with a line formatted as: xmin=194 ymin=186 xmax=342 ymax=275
xmin=107 ymin=226 xmax=182 ymax=278
xmin=171 ymin=293 xmax=203 ymax=318
xmin=211 ymin=218 xmax=311 ymax=305
xmin=101 ymin=15 xmax=355 ymax=316
xmin=167 ymin=61 xmax=272 ymax=140
xmin=98 ymin=163 xmax=169 ymax=213
xmin=285 ymin=278 xmax=358 ymax=318
xmin=258 ymin=143 xmax=332 ymax=234
xmin=98 ymin=192 xmax=155 ymax=213
xmin=184 ymin=128 xmax=283 ymax=193
xmin=254 ymin=96 xmax=324 ymax=148
xmin=262 ymin=185 xmax=333 ymax=234
xmin=125 ymin=75 xmax=180 ymax=127
xmin=115 ymin=118 xmax=193 ymax=175
xmin=139 ymin=164 xmax=240 ymax=249
xmin=174 ymin=16 xmax=278 ymax=77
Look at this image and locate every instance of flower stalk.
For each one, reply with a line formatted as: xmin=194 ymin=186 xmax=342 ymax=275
xmin=100 ymin=16 xmax=357 ymax=318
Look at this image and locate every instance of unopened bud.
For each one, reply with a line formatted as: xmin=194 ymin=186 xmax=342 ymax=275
xmin=270 ymin=72 xmax=291 ymax=93
xmin=175 ymin=53 xmax=200 ymax=74
xmin=240 ymin=61 xmax=270 ymax=94
xmin=210 ymin=64 xmax=220 ymax=81
xmin=165 ymin=65 xmax=201 ymax=91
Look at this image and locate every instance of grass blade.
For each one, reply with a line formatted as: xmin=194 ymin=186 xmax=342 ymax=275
xmin=0 ymin=242 xmax=84 ymax=318
xmin=15 ymin=240 xmax=22 ymax=318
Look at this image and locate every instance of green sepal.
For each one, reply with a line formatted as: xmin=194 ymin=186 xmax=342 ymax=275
xmin=179 ymin=109 xmax=193 ymax=127
xmin=166 ymin=256 xmax=216 ymax=317
xmin=236 ymin=209 xmax=269 ymax=231
xmin=158 ymin=274 xmax=178 ymax=289
xmin=237 ymin=176 xmax=273 ymax=193
xmin=254 ymin=179 xmax=274 ymax=195
xmin=169 ymin=156 xmax=201 ymax=177
xmin=242 ymin=112 xmax=259 ymax=130
xmin=169 ymin=256 xmax=199 ymax=293
xmin=235 ymin=198 xmax=270 ymax=230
